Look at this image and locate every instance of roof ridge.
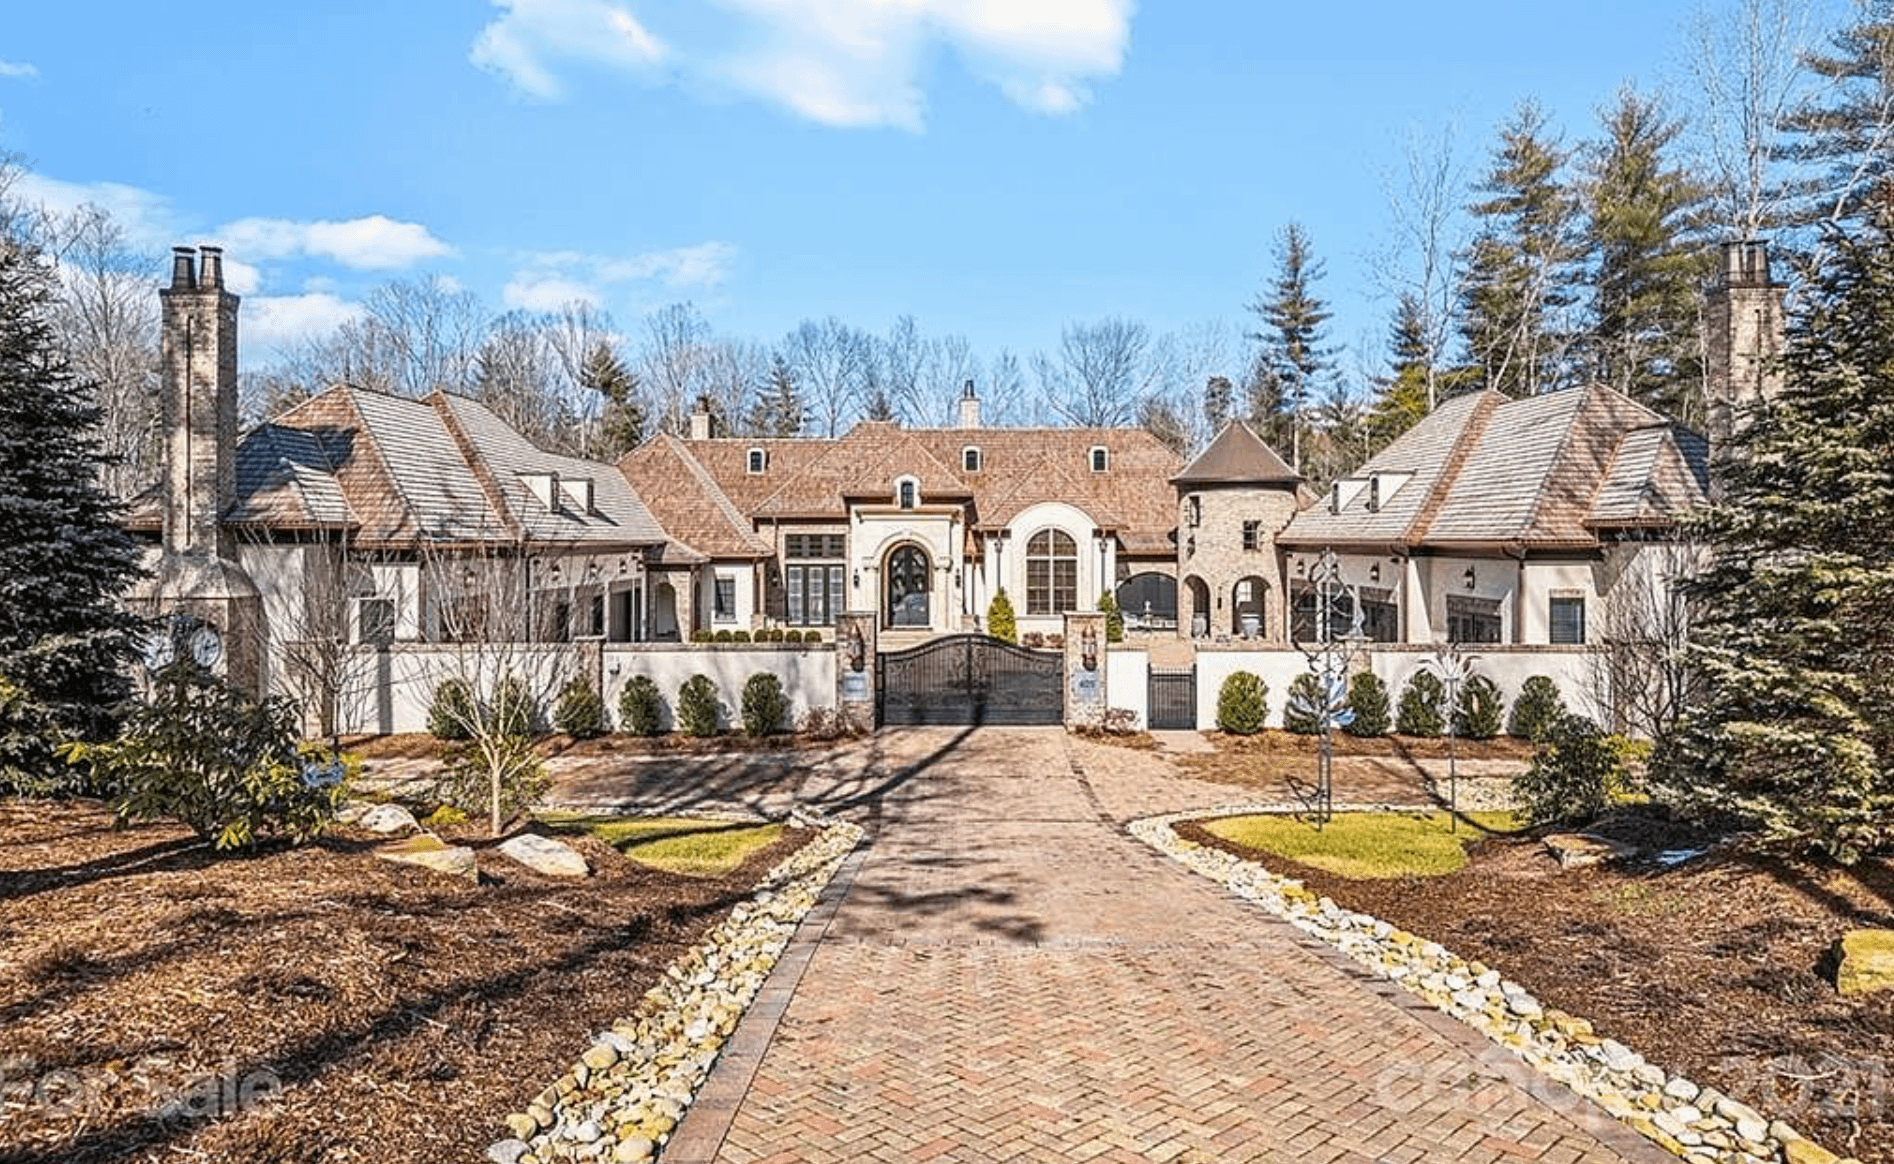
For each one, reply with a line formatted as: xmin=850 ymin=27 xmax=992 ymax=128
xmin=430 ymin=392 xmax=523 ymax=540
xmin=1402 ymin=391 xmax=1502 ymax=546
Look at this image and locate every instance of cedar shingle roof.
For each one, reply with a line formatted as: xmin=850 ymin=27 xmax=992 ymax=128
xmin=1281 ymin=385 xmax=1706 ymax=550
xmin=618 ymin=436 xmax=773 ymax=560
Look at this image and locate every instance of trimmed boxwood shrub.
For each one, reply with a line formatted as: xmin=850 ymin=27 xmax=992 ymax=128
xmin=677 ymin=674 xmax=721 ymax=737
xmin=553 ymin=675 xmax=607 ymax=739
xmin=732 ymin=629 xmax=752 ymax=643
xmin=1281 ymin=673 xmax=1326 ymax=735
xmin=1453 ymin=674 xmax=1505 ymax=740
xmin=1508 ymin=674 xmax=1566 ymax=741
xmin=741 ymin=673 xmax=789 ymax=737
xmin=783 ymin=629 xmax=803 ymax=644
xmin=618 ymin=675 xmax=664 ymax=736
xmin=1396 ymin=671 xmax=1445 ymax=738
xmin=802 ymin=629 xmax=822 ymax=645
xmin=713 ymin=629 xmax=734 ymax=644
xmin=1216 ymin=671 xmax=1268 ymax=735
xmin=1343 ymin=672 xmax=1391 ymax=738
xmin=491 ymin=673 xmax=538 ymax=738
xmin=689 ymin=629 xmax=712 ymax=643
xmin=427 ymin=678 xmax=476 ymax=741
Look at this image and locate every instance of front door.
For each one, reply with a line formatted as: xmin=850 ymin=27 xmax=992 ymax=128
xmin=886 ymin=544 xmax=931 ymax=628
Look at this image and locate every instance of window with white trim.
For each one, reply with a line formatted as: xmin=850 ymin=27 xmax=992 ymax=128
xmin=1089 ymin=446 xmax=1108 ymax=472
xmin=1549 ymin=595 xmax=1586 ymax=644
xmin=713 ymin=574 xmax=737 ymax=623
xmin=1026 ymin=528 xmax=1078 ymax=615
xmin=963 ymin=446 xmax=981 ymax=472
xmin=897 ymin=478 xmax=918 ymax=509
xmin=746 ymin=448 xmax=767 ymax=474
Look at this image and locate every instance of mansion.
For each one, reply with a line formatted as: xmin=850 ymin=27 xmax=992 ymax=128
xmin=127 ymin=240 xmax=1781 ymax=694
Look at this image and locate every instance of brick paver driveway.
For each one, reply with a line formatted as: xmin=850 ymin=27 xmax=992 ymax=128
xmin=662 ymin=727 xmax=1664 ymax=1164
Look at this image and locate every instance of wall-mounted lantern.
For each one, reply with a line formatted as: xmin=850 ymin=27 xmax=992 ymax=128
xmin=1463 ymin=566 xmax=1477 ymax=590
xmin=1081 ymin=625 xmax=1098 ymax=672
xmin=1368 ymin=562 xmax=1381 ymax=584
xmin=852 ymin=568 xmax=862 ymax=589
xmin=846 ymin=622 xmax=867 ymax=673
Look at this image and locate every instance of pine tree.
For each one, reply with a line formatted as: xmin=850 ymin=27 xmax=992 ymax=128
xmin=1366 ymin=294 xmax=1434 ymax=451
xmin=0 ymin=232 xmax=145 ymax=792
xmin=750 ymin=353 xmax=805 ymax=437
xmin=1203 ymin=374 xmax=1234 ymax=435
xmin=1579 ymin=86 xmax=1712 ymax=423
xmin=1776 ymin=2 xmax=1894 ymax=239
xmin=1457 ymin=101 xmax=1584 ymax=397
xmin=580 ymin=340 xmax=645 ymax=458
xmin=1653 ymin=206 xmax=1894 ymax=861
xmin=1248 ymin=222 xmax=1335 ymax=471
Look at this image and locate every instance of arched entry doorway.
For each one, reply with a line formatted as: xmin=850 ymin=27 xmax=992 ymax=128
xmin=885 ymin=544 xmax=931 ymax=628
xmin=653 ymin=581 xmax=680 ymax=641
xmin=1183 ymin=575 xmax=1210 ymax=638
xmin=1116 ymin=573 xmax=1177 ymax=631
xmin=1233 ymin=575 xmax=1267 ymax=638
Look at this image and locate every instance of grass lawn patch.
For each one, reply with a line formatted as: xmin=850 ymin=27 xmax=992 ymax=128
xmin=1198 ymin=810 xmax=1523 ymax=879
xmin=538 ymin=813 xmax=785 ymax=878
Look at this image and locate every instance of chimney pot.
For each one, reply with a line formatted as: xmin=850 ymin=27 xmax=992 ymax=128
xmin=199 ymin=245 xmax=224 ymax=289
xmin=170 ymin=247 xmax=197 ymax=290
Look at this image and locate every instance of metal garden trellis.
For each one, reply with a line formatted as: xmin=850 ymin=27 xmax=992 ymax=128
xmin=1288 ymin=548 xmax=1371 ymax=827
xmin=1417 ymin=639 xmax=1476 ymax=831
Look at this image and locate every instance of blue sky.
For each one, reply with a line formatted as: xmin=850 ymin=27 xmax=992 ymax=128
xmin=0 ymin=1 xmax=1847 ymax=378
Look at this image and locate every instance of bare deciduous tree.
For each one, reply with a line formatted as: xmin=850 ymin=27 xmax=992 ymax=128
xmin=1373 ymin=120 xmax=1467 ymax=412
xmin=639 ymin=302 xmax=714 ymax=436
xmin=1686 ymin=0 xmax=1814 ymax=240
xmin=1034 ymin=316 xmax=1154 ymax=428
xmin=1589 ymin=541 xmax=1707 ymax=739
xmin=785 ymin=316 xmax=873 ymax=437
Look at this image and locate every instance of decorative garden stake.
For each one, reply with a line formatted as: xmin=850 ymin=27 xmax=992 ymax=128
xmin=1289 ymin=549 xmax=1369 ymax=827
xmin=1420 ymin=640 xmax=1474 ymax=831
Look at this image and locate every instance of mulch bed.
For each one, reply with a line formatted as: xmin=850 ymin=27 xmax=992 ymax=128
xmin=0 ymin=799 xmax=808 ymax=1163
xmin=1178 ymin=814 xmax=1894 ymax=1163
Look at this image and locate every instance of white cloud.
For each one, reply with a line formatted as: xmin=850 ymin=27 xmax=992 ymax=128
xmin=12 ymin=173 xmax=181 ymax=247
xmin=214 ymin=214 xmax=453 ymax=270
xmin=0 ymin=60 xmax=38 ymax=80
xmin=595 ymin=241 xmax=737 ymax=288
xmin=244 ymin=293 xmax=363 ymax=352
xmin=503 ymin=272 xmax=603 ymax=311
xmin=472 ymin=0 xmax=668 ymax=99
xmin=468 ymin=0 xmax=1133 ymax=129
xmin=222 ymin=258 xmax=262 ymax=295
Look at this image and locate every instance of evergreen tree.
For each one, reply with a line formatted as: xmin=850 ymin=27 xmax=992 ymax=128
xmin=1136 ymin=395 xmax=1190 ymax=455
xmin=1366 ymin=294 xmax=1434 ymax=451
xmin=750 ymin=353 xmax=805 ymax=437
xmin=1579 ymin=86 xmax=1712 ymax=423
xmin=986 ymin=589 xmax=1018 ymax=644
xmin=0 ymin=232 xmax=145 ymax=792
xmin=580 ymin=340 xmax=645 ymax=458
xmin=1776 ymin=2 xmax=1894 ymax=240
xmin=1654 ymin=207 xmax=1894 ymax=861
xmin=863 ymin=383 xmax=897 ymax=423
xmin=1202 ymin=374 xmax=1234 ymax=435
xmin=1457 ymin=101 xmax=1584 ymax=397
xmin=1248 ymin=222 xmax=1335 ymax=471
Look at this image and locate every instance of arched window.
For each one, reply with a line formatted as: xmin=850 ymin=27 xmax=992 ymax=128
xmin=896 ymin=476 xmax=918 ymax=509
xmin=1026 ymin=529 xmax=1078 ymax=615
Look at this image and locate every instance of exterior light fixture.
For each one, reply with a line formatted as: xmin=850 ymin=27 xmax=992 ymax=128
xmin=852 ymin=568 xmax=861 ymax=589
xmin=1081 ymin=625 xmax=1098 ymax=672
xmin=1368 ymin=563 xmax=1381 ymax=584
xmin=846 ymin=623 xmax=867 ymax=672
xmin=1463 ymin=566 xmax=1476 ymax=590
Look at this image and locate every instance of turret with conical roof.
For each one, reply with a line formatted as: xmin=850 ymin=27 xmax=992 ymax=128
xmin=1172 ymin=420 xmax=1303 ymax=642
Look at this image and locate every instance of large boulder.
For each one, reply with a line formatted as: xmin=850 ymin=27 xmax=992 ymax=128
xmin=1542 ymin=832 xmax=1637 ymax=870
xmin=498 ymin=833 xmax=590 ymax=879
xmin=1834 ymin=929 xmax=1894 ymax=997
xmin=346 ymin=803 xmax=420 ymax=834
xmin=376 ymin=834 xmax=477 ymax=880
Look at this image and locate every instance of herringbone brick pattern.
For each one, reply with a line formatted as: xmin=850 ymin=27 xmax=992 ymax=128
xmin=695 ymin=728 xmax=1657 ymax=1164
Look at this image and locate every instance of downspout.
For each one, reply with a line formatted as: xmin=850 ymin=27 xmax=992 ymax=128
xmin=1507 ymin=542 xmax=1529 ymax=644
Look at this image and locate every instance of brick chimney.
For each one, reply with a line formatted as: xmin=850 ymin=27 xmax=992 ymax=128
xmin=160 ymin=245 xmax=240 ymax=560
xmin=957 ymin=379 xmax=981 ymax=429
xmin=1705 ymin=239 xmax=1785 ymax=463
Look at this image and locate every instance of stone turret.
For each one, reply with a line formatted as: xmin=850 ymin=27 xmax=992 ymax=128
xmin=1705 ymin=239 xmax=1786 ymax=465
xmin=138 ymin=245 xmax=262 ymax=690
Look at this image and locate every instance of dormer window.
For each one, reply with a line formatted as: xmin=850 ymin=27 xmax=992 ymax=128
xmin=747 ymin=447 xmax=767 ymax=474
xmin=962 ymin=446 xmax=981 ymax=473
xmin=1089 ymin=446 xmax=1108 ymax=473
xmin=1186 ymin=495 xmax=1201 ymax=528
xmin=896 ymin=477 xmax=918 ymax=510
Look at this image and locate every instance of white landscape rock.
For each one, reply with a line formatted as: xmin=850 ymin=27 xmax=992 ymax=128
xmin=375 ymin=833 xmax=477 ymax=880
xmin=355 ymin=803 xmax=421 ymax=834
xmin=499 ymin=832 xmax=591 ymax=879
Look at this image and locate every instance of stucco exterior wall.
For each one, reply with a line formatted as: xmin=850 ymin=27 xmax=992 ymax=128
xmin=602 ymin=646 xmax=837 ymax=733
xmin=1106 ymin=647 xmax=1149 ymax=730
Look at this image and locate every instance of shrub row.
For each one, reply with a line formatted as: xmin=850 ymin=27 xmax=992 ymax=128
xmin=687 ymin=628 xmax=824 ymax=644
xmin=1214 ymin=669 xmax=1567 ymax=740
xmin=427 ymin=671 xmax=800 ymax=741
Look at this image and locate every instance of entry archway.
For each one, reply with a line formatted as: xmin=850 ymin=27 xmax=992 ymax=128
xmin=1183 ymin=575 xmax=1211 ymax=638
xmin=885 ymin=543 xmax=932 ymax=628
xmin=1232 ymin=575 xmax=1268 ymax=637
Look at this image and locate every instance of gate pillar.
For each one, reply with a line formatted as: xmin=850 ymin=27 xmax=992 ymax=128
xmin=1062 ymin=612 xmax=1108 ymax=730
xmin=835 ymin=611 xmax=879 ymax=729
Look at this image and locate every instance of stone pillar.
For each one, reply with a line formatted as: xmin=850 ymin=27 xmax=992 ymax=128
xmin=834 ymin=611 xmax=879 ymax=728
xmin=1062 ymin=612 xmax=1107 ymax=730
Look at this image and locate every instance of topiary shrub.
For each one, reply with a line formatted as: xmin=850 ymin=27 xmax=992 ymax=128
xmin=1396 ymin=671 xmax=1445 ymax=738
xmin=490 ymin=673 xmax=538 ymax=738
xmin=1281 ymin=672 xmax=1326 ymax=735
xmin=618 ymin=675 xmax=665 ymax=736
xmin=689 ymin=629 xmax=712 ymax=643
xmin=62 ymin=664 xmax=348 ymax=852
xmin=1216 ymin=671 xmax=1268 ymax=735
xmin=713 ymin=629 xmax=734 ymax=644
xmin=677 ymin=674 xmax=721 ymax=737
xmin=732 ymin=629 xmax=752 ymax=643
xmin=1453 ymin=674 xmax=1505 ymax=740
xmin=783 ymin=629 xmax=803 ymax=644
xmin=427 ymin=678 xmax=476 ymax=741
xmin=1512 ymin=712 xmax=1639 ymax=827
xmin=1508 ymin=675 xmax=1567 ymax=741
xmin=987 ymin=588 xmax=1018 ymax=644
xmin=1098 ymin=591 xmax=1124 ymax=643
xmin=740 ymin=673 xmax=789 ymax=737
xmin=553 ymin=675 xmax=607 ymax=739
xmin=1343 ymin=672 xmax=1391 ymax=738
xmin=802 ymin=629 xmax=821 ymax=645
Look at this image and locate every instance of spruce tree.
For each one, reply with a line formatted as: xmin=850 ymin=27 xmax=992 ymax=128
xmin=1653 ymin=207 xmax=1894 ymax=861
xmin=580 ymin=340 xmax=645 ymax=458
xmin=1366 ymin=294 xmax=1434 ymax=451
xmin=1248 ymin=222 xmax=1335 ymax=472
xmin=750 ymin=352 xmax=805 ymax=437
xmin=0 ymin=232 xmax=145 ymax=792
xmin=1579 ymin=86 xmax=1712 ymax=423
xmin=1202 ymin=374 xmax=1234 ymax=435
xmin=1457 ymin=101 xmax=1584 ymax=397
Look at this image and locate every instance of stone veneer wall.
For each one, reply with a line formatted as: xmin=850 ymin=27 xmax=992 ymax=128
xmin=1176 ymin=484 xmax=1301 ymax=642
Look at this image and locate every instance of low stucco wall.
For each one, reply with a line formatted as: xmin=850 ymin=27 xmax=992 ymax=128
xmin=1106 ymin=647 xmax=1149 ymax=730
xmin=601 ymin=645 xmax=837 ymax=733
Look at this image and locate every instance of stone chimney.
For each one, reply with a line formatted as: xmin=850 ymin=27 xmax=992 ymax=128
xmin=1705 ymin=239 xmax=1785 ymax=462
xmin=144 ymin=245 xmax=262 ymax=691
xmin=957 ymin=379 xmax=981 ymax=429
xmin=688 ymin=407 xmax=712 ymax=441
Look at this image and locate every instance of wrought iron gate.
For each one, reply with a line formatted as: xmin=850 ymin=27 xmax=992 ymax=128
xmin=1147 ymin=666 xmax=1197 ymax=730
xmin=877 ymin=634 xmax=1064 ymax=726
